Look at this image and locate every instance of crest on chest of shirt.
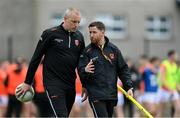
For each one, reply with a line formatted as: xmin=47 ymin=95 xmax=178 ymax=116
xmin=75 ymin=40 xmax=80 ymax=46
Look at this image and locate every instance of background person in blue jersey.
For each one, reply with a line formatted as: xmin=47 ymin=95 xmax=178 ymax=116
xmin=138 ymin=57 xmax=160 ymax=117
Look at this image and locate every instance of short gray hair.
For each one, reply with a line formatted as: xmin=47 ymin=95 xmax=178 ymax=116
xmin=64 ymin=8 xmax=81 ymax=17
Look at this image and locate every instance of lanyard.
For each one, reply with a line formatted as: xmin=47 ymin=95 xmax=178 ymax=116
xmin=99 ymin=45 xmax=112 ymax=64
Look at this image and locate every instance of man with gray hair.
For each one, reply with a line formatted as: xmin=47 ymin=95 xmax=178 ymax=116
xmin=17 ymin=8 xmax=85 ymax=117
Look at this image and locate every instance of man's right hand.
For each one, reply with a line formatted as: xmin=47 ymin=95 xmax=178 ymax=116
xmin=16 ymin=83 xmax=31 ymax=97
xmin=85 ymin=60 xmax=95 ymax=74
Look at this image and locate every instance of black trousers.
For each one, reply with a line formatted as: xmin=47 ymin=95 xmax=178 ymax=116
xmin=5 ymin=94 xmax=23 ymax=117
xmin=45 ymin=85 xmax=76 ymax=117
xmin=89 ymin=100 xmax=117 ymax=117
xmin=33 ymin=92 xmax=53 ymax=117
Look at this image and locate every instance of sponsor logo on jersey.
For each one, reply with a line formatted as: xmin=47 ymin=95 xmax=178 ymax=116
xmin=54 ymin=39 xmax=63 ymax=43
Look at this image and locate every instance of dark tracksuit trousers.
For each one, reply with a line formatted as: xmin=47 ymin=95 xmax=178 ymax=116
xmin=45 ymin=85 xmax=76 ymax=117
xmin=89 ymin=100 xmax=117 ymax=117
xmin=33 ymin=92 xmax=53 ymax=117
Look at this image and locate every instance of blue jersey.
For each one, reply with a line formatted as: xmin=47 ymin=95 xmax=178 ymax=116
xmin=143 ymin=68 xmax=158 ymax=92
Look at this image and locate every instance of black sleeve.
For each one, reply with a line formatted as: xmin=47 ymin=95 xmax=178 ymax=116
xmin=80 ymin=35 xmax=85 ymax=55
xmin=77 ymin=49 xmax=90 ymax=88
xmin=117 ymin=49 xmax=133 ymax=91
xmin=76 ymin=33 xmax=86 ymax=88
xmin=24 ymin=31 xmax=51 ymax=85
xmin=76 ymin=31 xmax=85 ymax=57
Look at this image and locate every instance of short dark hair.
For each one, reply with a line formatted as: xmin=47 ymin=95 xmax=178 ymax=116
xmin=88 ymin=21 xmax=105 ymax=31
xmin=150 ymin=57 xmax=159 ymax=63
xmin=167 ymin=50 xmax=176 ymax=57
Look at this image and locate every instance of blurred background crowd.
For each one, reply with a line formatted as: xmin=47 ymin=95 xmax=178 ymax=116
xmin=0 ymin=50 xmax=180 ymax=117
xmin=0 ymin=0 xmax=180 ymax=117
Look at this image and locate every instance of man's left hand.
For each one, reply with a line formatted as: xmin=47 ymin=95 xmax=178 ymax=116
xmin=81 ymin=87 xmax=88 ymax=102
xmin=127 ymin=88 xmax=133 ymax=98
